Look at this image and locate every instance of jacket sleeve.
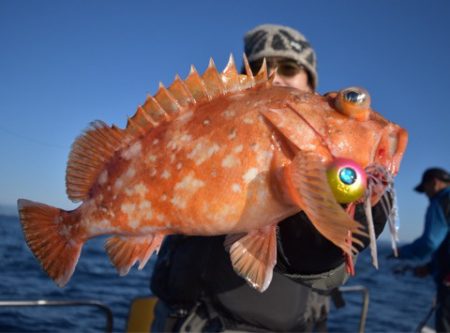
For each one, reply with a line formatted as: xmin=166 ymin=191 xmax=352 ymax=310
xmin=398 ymin=196 xmax=449 ymax=260
xmin=275 ymin=200 xmax=388 ymax=290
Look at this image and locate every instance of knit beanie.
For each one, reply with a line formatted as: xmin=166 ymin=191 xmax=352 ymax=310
xmin=244 ymin=24 xmax=318 ymax=89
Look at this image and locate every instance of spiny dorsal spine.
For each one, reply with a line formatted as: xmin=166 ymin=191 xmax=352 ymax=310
xmin=128 ymin=54 xmax=268 ymax=135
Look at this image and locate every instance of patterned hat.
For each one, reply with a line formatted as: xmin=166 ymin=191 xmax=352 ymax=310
xmin=244 ymin=24 xmax=318 ymax=89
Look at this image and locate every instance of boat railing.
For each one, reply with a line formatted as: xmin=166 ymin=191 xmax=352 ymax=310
xmin=1 ymin=287 xmax=368 ymax=333
xmin=0 ymin=299 xmax=113 ymax=333
xmin=338 ymin=285 xmax=369 ymax=333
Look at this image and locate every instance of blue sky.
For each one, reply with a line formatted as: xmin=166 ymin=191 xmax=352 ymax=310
xmin=0 ymin=0 xmax=449 ymax=242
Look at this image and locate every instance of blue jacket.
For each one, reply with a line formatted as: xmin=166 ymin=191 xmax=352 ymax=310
xmin=399 ymin=187 xmax=450 ymax=282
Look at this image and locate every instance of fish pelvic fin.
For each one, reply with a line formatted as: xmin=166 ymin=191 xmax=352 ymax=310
xmin=284 ymin=152 xmax=367 ymax=256
xmin=226 ymin=225 xmax=277 ymax=292
xmin=66 ymin=121 xmax=127 ymax=202
xmin=17 ymin=199 xmax=83 ymax=287
xmin=105 ymin=234 xmax=165 ymax=276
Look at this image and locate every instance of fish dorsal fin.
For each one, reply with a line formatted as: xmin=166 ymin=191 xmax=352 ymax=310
xmin=66 ymin=121 xmax=127 ymax=202
xmin=184 ymin=65 xmax=210 ymax=103
xmin=202 ymin=58 xmax=226 ymax=100
xmin=168 ymin=74 xmax=195 ymax=107
xmin=154 ymin=82 xmax=182 ymax=116
xmin=141 ymin=95 xmax=169 ymax=125
xmin=221 ymin=54 xmax=241 ymax=93
xmin=239 ymin=53 xmax=256 ymax=89
xmin=132 ymin=55 xmax=268 ymax=137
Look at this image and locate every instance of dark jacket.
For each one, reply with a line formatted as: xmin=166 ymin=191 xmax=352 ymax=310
xmin=150 ymin=202 xmax=388 ymax=331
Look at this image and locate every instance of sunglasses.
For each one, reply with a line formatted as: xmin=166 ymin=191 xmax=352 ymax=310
xmin=249 ymin=58 xmax=304 ymax=77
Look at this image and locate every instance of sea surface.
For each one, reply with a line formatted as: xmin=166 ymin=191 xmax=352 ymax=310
xmin=0 ymin=214 xmax=436 ymax=332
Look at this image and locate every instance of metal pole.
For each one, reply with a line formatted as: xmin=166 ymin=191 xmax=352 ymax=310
xmin=0 ymin=299 xmax=114 ymax=333
xmin=339 ymin=285 xmax=370 ymax=333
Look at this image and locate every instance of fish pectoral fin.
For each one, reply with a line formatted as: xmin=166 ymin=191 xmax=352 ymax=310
xmin=284 ymin=152 xmax=367 ymax=255
xmin=105 ymin=233 xmax=164 ymax=276
xmin=225 ymin=225 xmax=277 ymax=292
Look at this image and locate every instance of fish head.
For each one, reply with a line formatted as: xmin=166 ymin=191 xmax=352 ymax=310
xmin=284 ymin=86 xmax=408 ymax=204
xmin=323 ymin=87 xmax=408 ymax=175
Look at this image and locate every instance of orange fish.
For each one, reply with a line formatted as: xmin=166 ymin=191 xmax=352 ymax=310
xmin=18 ymin=55 xmax=408 ymax=292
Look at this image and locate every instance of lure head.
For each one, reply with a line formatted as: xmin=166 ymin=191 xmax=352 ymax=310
xmin=327 ymin=158 xmax=367 ymax=203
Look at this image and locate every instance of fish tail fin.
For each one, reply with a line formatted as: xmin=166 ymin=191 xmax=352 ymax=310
xmin=17 ymin=199 xmax=83 ymax=287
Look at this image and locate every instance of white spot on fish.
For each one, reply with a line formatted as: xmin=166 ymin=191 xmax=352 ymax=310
xmin=129 ymin=219 xmax=140 ymax=229
xmin=170 ymin=195 xmax=187 ymax=209
xmin=114 ymin=178 xmax=124 ymax=191
xmin=222 ymin=154 xmax=240 ymax=168
xmin=152 ymin=138 xmax=160 ymax=145
xmin=59 ymin=225 xmax=71 ymax=238
xmin=122 ymin=141 xmax=142 ymax=160
xmin=243 ymin=117 xmax=254 ymax=124
xmin=121 ymin=203 xmax=136 ymax=216
xmin=161 ymin=170 xmax=171 ymax=179
xmin=256 ymin=150 xmax=273 ymax=166
xmin=150 ymin=168 xmax=157 ymax=177
xmin=223 ymin=110 xmax=236 ymax=119
xmin=171 ymin=172 xmax=205 ymax=209
xmin=203 ymin=119 xmax=211 ymax=126
xmin=139 ymin=200 xmax=153 ymax=219
xmin=98 ymin=170 xmax=108 ymax=185
xmin=135 ymin=183 xmax=148 ymax=196
xmin=176 ymin=162 xmax=183 ymax=170
xmin=160 ymin=194 xmax=168 ymax=201
xmin=243 ymin=168 xmax=258 ymax=184
xmin=125 ymin=168 xmax=136 ymax=179
xmin=88 ymin=219 xmax=118 ymax=235
xmin=232 ymin=183 xmax=241 ymax=192
xmin=209 ymin=204 xmax=238 ymax=229
xmin=148 ymin=154 xmax=157 ymax=163
xmin=180 ymin=134 xmax=192 ymax=142
xmin=175 ymin=172 xmax=205 ymax=191
xmin=125 ymin=183 xmax=148 ymax=197
xmin=233 ymin=145 xmax=243 ymax=154
xmin=167 ymin=131 xmax=192 ymax=151
xmin=187 ymin=141 xmax=220 ymax=165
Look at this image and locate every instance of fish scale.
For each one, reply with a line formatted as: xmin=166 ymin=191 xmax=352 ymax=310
xmin=17 ymin=55 xmax=408 ymax=291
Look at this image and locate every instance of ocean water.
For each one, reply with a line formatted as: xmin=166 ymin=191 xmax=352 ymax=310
xmin=0 ymin=214 xmax=436 ymax=332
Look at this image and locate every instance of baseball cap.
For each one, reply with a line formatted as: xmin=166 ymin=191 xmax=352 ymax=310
xmin=414 ymin=167 xmax=450 ymax=192
xmin=244 ymin=24 xmax=318 ymax=89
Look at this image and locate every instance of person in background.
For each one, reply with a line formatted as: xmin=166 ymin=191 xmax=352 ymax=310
xmin=392 ymin=167 xmax=450 ymax=332
xmin=149 ymin=24 xmax=389 ymax=332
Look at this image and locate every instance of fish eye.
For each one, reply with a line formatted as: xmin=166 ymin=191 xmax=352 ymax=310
xmin=343 ymin=89 xmax=367 ymax=105
xmin=327 ymin=158 xmax=367 ymax=203
xmin=335 ymin=87 xmax=371 ymax=121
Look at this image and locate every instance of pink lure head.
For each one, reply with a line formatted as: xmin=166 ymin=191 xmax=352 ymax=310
xmin=326 ymin=158 xmax=367 ymax=203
